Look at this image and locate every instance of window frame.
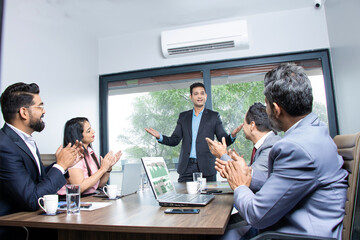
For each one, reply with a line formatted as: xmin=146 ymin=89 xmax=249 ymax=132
xmin=99 ymin=49 xmax=337 ymax=156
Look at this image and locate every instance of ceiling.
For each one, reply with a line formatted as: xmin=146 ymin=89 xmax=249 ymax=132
xmin=10 ymin=0 xmax=315 ymax=38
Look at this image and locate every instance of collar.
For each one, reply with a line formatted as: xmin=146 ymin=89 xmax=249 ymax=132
xmin=192 ymin=108 xmax=204 ymax=117
xmin=6 ymin=123 xmax=33 ymax=142
xmin=254 ymin=131 xmax=273 ymax=149
xmin=285 ymin=118 xmax=304 ymax=134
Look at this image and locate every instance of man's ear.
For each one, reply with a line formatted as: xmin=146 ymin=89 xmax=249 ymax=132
xmin=272 ymin=102 xmax=282 ymax=118
xmin=18 ymin=107 xmax=29 ymax=120
xmin=250 ymin=121 xmax=256 ymax=131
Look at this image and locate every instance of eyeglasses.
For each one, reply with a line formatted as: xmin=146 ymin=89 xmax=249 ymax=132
xmin=27 ymin=105 xmax=45 ymax=110
xmin=17 ymin=105 xmax=45 ymax=113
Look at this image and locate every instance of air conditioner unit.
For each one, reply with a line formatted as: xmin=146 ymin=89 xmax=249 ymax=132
xmin=161 ymin=20 xmax=249 ymax=58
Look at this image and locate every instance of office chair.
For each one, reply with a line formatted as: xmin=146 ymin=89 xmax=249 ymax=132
xmin=250 ymin=132 xmax=360 ymax=240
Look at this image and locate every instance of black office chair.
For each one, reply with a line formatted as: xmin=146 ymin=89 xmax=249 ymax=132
xmin=250 ymin=132 xmax=360 ymax=240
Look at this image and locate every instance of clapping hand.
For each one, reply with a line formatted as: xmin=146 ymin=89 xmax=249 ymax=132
xmin=101 ymin=150 xmax=122 ymax=172
xmin=205 ymin=137 xmax=228 ymax=158
xmin=56 ymin=140 xmax=84 ymax=170
xmin=220 ymin=151 xmax=252 ymax=190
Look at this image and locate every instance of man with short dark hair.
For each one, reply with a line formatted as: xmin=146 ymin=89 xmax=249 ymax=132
xmin=207 ymin=102 xmax=280 ymax=192
xmin=0 ymin=82 xmax=83 ymax=239
xmin=145 ymin=82 xmax=242 ymax=182
xmin=207 ymin=64 xmax=348 ymax=239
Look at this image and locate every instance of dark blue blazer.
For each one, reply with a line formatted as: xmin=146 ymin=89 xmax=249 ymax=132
xmin=0 ymin=124 xmax=66 ymax=216
xmin=160 ymin=108 xmax=233 ymax=176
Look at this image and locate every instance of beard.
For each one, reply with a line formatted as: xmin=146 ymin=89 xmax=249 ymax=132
xmin=268 ymin=109 xmax=282 ymax=132
xmin=29 ymin=113 xmax=45 ymax=132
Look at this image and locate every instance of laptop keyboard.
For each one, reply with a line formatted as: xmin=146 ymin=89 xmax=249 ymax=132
xmin=161 ymin=194 xmax=212 ymax=203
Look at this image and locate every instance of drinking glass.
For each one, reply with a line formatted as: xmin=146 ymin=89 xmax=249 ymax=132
xmin=66 ymin=184 xmax=80 ymax=215
xmin=193 ymin=172 xmax=203 ymax=183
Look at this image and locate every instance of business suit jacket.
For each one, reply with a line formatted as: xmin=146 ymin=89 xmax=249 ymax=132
xmin=234 ymin=113 xmax=348 ymax=238
xmin=250 ymin=132 xmax=281 ymax=192
xmin=160 ymin=108 xmax=233 ymax=176
xmin=0 ymin=124 xmax=66 ymax=216
xmin=222 ymin=131 xmax=280 ymax=192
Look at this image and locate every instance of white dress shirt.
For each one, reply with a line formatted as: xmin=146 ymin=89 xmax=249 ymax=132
xmin=6 ymin=123 xmax=65 ymax=174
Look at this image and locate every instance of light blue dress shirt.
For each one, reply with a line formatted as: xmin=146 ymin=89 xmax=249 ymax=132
xmin=158 ymin=108 xmax=235 ymax=159
xmin=157 ymin=108 xmax=204 ymax=159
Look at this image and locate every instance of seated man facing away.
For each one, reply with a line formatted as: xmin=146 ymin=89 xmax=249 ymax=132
xmin=207 ymin=63 xmax=348 ymax=239
xmin=207 ymin=102 xmax=280 ymax=193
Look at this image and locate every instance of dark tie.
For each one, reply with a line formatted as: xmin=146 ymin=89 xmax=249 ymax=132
xmin=250 ymin=147 xmax=257 ymax=165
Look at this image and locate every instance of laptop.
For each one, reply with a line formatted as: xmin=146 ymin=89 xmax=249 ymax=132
xmin=141 ymin=157 xmax=215 ymax=207
xmin=95 ymin=163 xmax=142 ymax=198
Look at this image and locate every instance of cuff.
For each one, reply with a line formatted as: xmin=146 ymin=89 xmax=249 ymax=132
xmin=53 ymin=164 xmax=66 ymax=174
xmin=230 ymin=135 xmax=236 ymax=142
xmin=158 ymin=134 xmax=163 ymax=142
xmin=220 ymin=154 xmax=231 ymax=161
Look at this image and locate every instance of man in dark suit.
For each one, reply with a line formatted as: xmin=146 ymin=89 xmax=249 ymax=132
xmin=208 ymin=64 xmax=348 ymax=239
xmin=0 ymin=82 xmax=83 ymax=239
xmin=207 ymin=102 xmax=281 ymax=192
xmin=145 ymin=82 xmax=242 ymax=182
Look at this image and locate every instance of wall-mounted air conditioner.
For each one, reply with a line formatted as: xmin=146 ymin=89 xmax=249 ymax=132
xmin=161 ymin=20 xmax=249 ymax=58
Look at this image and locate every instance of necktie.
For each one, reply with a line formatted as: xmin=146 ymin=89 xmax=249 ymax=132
xmin=250 ymin=147 xmax=257 ymax=165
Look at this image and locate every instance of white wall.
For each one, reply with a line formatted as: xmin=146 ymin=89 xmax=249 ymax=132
xmin=325 ymin=0 xmax=360 ymax=134
xmin=0 ymin=1 xmax=99 ymax=154
xmin=99 ymin=7 xmax=329 ymax=74
xmin=0 ymin=3 xmax=335 ymax=154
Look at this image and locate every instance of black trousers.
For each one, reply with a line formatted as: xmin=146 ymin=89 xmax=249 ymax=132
xmin=178 ymin=161 xmax=216 ymax=182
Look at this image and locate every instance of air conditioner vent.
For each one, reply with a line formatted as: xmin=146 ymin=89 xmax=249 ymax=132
xmin=161 ymin=20 xmax=249 ymax=58
xmin=168 ymin=41 xmax=235 ymax=55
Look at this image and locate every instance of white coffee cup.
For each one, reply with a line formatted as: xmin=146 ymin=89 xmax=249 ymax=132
xmin=103 ymin=184 xmax=118 ymax=199
xmin=186 ymin=181 xmax=200 ymax=194
xmin=200 ymin=177 xmax=207 ymax=191
xmin=38 ymin=194 xmax=58 ymax=215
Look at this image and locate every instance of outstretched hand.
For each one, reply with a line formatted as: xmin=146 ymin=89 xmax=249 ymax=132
xmin=231 ymin=123 xmax=244 ymax=138
xmin=145 ymin=128 xmax=160 ymax=139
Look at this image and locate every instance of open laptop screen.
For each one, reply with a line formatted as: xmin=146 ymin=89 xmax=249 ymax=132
xmin=141 ymin=157 xmax=176 ymax=198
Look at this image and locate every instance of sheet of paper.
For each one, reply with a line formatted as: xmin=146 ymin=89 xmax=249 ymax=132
xmin=80 ymin=202 xmax=112 ymax=211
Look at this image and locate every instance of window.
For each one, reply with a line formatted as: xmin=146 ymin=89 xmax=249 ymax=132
xmin=100 ymin=50 xmax=337 ymax=181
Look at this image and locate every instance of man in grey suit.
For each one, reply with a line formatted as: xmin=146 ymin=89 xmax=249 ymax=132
xmin=208 ymin=63 xmax=348 ymax=239
xmin=207 ymin=102 xmax=280 ymax=192
xmin=145 ymin=82 xmax=242 ymax=182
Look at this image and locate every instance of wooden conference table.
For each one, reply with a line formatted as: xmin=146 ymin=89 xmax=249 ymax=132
xmin=0 ymin=183 xmax=234 ymax=240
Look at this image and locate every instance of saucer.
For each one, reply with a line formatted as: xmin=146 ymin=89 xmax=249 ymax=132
xmin=40 ymin=210 xmax=64 ymax=216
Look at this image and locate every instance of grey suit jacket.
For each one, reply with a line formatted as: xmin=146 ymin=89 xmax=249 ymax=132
xmin=160 ymin=108 xmax=233 ymax=176
xmin=234 ymin=113 xmax=348 ymax=238
xmin=250 ymin=132 xmax=281 ymax=192
xmin=0 ymin=124 xmax=66 ymax=216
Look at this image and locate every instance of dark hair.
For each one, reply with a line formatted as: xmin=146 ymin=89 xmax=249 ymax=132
xmin=264 ymin=63 xmax=313 ymax=117
xmin=63 ymin=117 xmax=100 ymax=176
xmin=63 ymin=117 xmax=89 ymax=147
xmin=0 ymin=82 xmax=40 ymax=123
xmin=190 ymin=82 xmax=206 ymax=95
xmin=245 ymin=102 xmax=273 ymax=133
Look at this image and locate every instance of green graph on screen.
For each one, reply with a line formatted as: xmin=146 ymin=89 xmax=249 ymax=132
xmin=149 ymin=162 xmax=168 ymax=178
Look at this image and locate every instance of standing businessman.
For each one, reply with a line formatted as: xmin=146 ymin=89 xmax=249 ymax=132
xmin=145 ymin=82 xmax=242 ymax=182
